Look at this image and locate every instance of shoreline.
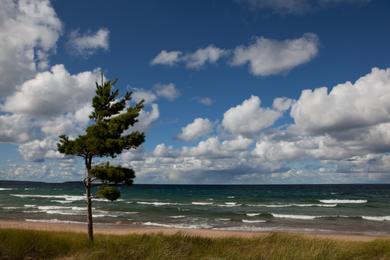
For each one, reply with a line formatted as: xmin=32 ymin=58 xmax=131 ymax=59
xmin=0 ymin=219 xmax=389 ymax=241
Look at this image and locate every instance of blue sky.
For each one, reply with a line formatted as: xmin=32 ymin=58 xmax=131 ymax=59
xmin=1 ymin=0 xmax=390 ymax=183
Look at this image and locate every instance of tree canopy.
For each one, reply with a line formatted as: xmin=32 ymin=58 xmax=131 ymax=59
xmin=58 ymin=76 xmax=145 ymax=200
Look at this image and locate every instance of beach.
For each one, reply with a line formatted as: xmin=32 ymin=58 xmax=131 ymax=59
xmin=0 ymin=219 xmax=387 ymax=241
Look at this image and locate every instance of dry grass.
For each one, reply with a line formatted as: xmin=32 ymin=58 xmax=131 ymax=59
xmin=1 ymin=229 xmax=390 ymax=259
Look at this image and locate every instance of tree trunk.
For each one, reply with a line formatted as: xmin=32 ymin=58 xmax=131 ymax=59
xmin=85 ymin=156 xmax=94 ymax=241
xmin=86 ymin=176 xmax=93 ymax=241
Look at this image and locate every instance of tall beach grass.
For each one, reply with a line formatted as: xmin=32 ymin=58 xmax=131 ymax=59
xmin=1 ymin=229 xmax=390 ymax=259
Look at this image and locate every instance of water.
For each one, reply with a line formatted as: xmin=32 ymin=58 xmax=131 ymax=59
xmin=1 ymin=181 xmax=390 ymax=235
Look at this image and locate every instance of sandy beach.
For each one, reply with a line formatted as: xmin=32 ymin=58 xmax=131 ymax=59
xmin=0 ymin=219 xmax=388 ymax=241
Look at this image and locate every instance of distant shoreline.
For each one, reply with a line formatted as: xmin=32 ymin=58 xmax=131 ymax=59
xmin=2 ymin=180 xmax=390 ymax=185
xmin=0 ymin=219 xmax=388 ymax=241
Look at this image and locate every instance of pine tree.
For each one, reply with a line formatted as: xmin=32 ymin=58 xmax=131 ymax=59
xmin=57 ymin=75 xmax=145 ymax=241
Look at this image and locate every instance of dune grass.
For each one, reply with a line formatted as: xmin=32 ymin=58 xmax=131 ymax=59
xmin=1 ymin=229 xmax=390 ymax=259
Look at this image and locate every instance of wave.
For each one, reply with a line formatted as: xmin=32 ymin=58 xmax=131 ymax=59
xmin=216 ymin=218 xmax=231 ymax=221
xmin=246 ymin=213 xmax=260 ymax=217
xmin=213 ymin=226 xmax=275 ymax=232
xmin=227 ymin=196 xmax=235 ymax=199
xmin=319 ymin=199 xmax=367 ymax=204
xmin=169 ymin=215 xmax=186 ymax=219
xmin=2 ymin=206 xmax=22 ymax=210
xmin=142 ymin=222 xmax=212 ymax=229
xmin=247 ymin=203 xmax=337 ymax=208
xmin=0 ymin=188 xmax=14 ymax=191
xmin=362 ymin=216 xmax=390 ymax=221
xmin=137 ymin=201 xmax=182 ymax=206
xmin=242 ymin=219 xmax=266 ymax=223
xmin=24 ymin=205 xmax=37 ymax=208
xmin=25 ymin=218 xmax=86 ymax=224
xmin=217 ymin=202 xmax=241 ymax=207
xmin=272 ymin=214 xmax=317 ymax=220
xmin=11 ymin=194 xmax=84 ymax=201
xmin=51 ymin=200 xmax=73 ymax=204
xmin=37 ymin=206 xmax=86 ymax=211
xmin=191 ymin=202 xmax=213 ymax=206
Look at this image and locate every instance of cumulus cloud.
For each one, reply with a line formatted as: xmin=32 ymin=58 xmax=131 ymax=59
xmin=185 ymin=45 xmax=227 ymax=69
xmin=133 ymin=104 xmax=160 ymax=132
xmin=0 ymin=114 xmax=34 ymax=143
xmin=177 ymin=118 xmax=213 ymax=141
xmin=231 ymin=33 xmax=319 ymax=76
xmin=153 ymin=144 xmax=177 ymax=157
xmin=222 ymin=95 xmax=283 ymax=135
xmin=291 ymin=68 xmax=390 ymax=134
xmin=2 ymin=65 xmax=100 ymax=117
xmin=151 ymin=45 xmax=226 ymax=69
xmin=151 ymin=50 xmax=182 ymax=66
xmin=18 ymin=137 xmax=63 ymax=162
xmin=273 ymin=97 xmax=294 ymax=111
xmin=152 ymin=34 xmax=318 ymax=76
xmin=131 ymin=89 xmax=157 ymax=104
xmin=67 ymin=28 xmax=110 ymax=57
xmin=154 ymin=83 xmax=180 ymax=101
xmin=0 ymin=0 xmax=62 ymax=96
xmin=240 ymin=0 xmax=370 ymax=14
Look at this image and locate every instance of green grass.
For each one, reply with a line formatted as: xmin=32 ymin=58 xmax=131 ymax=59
xmin=1 ymin=229 xmax=390 ymax=259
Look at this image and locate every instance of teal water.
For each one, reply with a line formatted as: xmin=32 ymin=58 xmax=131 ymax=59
xmin=1 ymin=181 xmax=390 ymax=234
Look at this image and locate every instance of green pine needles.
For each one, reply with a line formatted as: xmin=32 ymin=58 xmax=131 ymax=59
xmin=57 ymin=74 xmax=145 ymax=240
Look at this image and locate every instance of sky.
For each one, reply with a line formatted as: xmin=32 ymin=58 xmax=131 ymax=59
xmin=0 ymin=0 xmax=390 ymax=184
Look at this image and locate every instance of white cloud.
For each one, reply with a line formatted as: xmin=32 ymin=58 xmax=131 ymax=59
xmin=133 ymin=104 xmax=160 ymax=132
xmin=154 ymin=83 xmax=179 ymax=101
xmin=131 ymin=89 xmax=157 ymax=104
xmin=0 ymin=0 xmax=62 ymax=96
xmin=291 ymin=68 xmax=390 ymax=134
xmin=177 ymin=118 xmax=213 ymax=141
xmin=222 ymin=95 xmax=282 ymax=135
xmin=2 ymin=64 xmax=100 ymax=117
xmin=151 ymin=45 xmax=226 ymax=69
xmin=273 ymin=97 xmax=294 ymax=111
xmin=67 ymin=28 xmax=109 ymax=57
xmin=231 ymin=33 xmax=319 ymax=76
xmin=181 ymin=136 xmax=252 ymax=158
xmin=185 ymin=45 xmax=227 ymax=69
xmin=153 ymin=144 xmax=177 ymax=157
xmin=240 ymin=0 xmax=370 ymax=14
xmin=151 ymin=50 xmax=182 ymax=66
xmin=18 ymin=137 xmax=63 ymax=162
xmin=196 ymin=97 xmax=214 ymax=106
xmin=152 ymin=34 xmax=318 ymax=76
xmin=0 ymin=114 xmax=34 ymax=143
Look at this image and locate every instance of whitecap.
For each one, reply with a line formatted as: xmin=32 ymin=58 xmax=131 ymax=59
xmin=51 ymin=200 xmax=73 ymax=204
xmin=0 ymin=188 xmax=14 ymax=191
xmin=246 ymin=213 xmax=260 ymax=217
xmin=2 ymin=206 xmax=21 ymax=210
xmin=217 ymin=202 xmax=241 ymax=207
xmin=25 ymin=219 xmax=86 ymax=224
xmin=319 ymin=199 xmax=367 ymax=204
xmin=137 ymin=201 xmax=181 ymax=206
xmin=191 ymin=202 xmax=213 ymax=206
xmin=247 ymin=203 xmax=337 ymax=208
xmin=169 ymin=215 xmax=186 ymax=219
xmin=216 ymin=218 xmax=230 ymax=221
xmin=242 ymin=219 xmax=266 ymax=223
xmin=272 ymin=214 xmax=317 ymax=220
xmin=142 ymin=222 xmax=212 ymax=229
xmin=11 ymin=194 xmax=84 ymax=201
xmin=362 ymin=216 xmax=390 ymax=221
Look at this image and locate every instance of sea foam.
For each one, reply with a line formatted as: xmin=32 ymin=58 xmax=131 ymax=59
xmin=319 ymin=199 xmax=367 ymax=204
